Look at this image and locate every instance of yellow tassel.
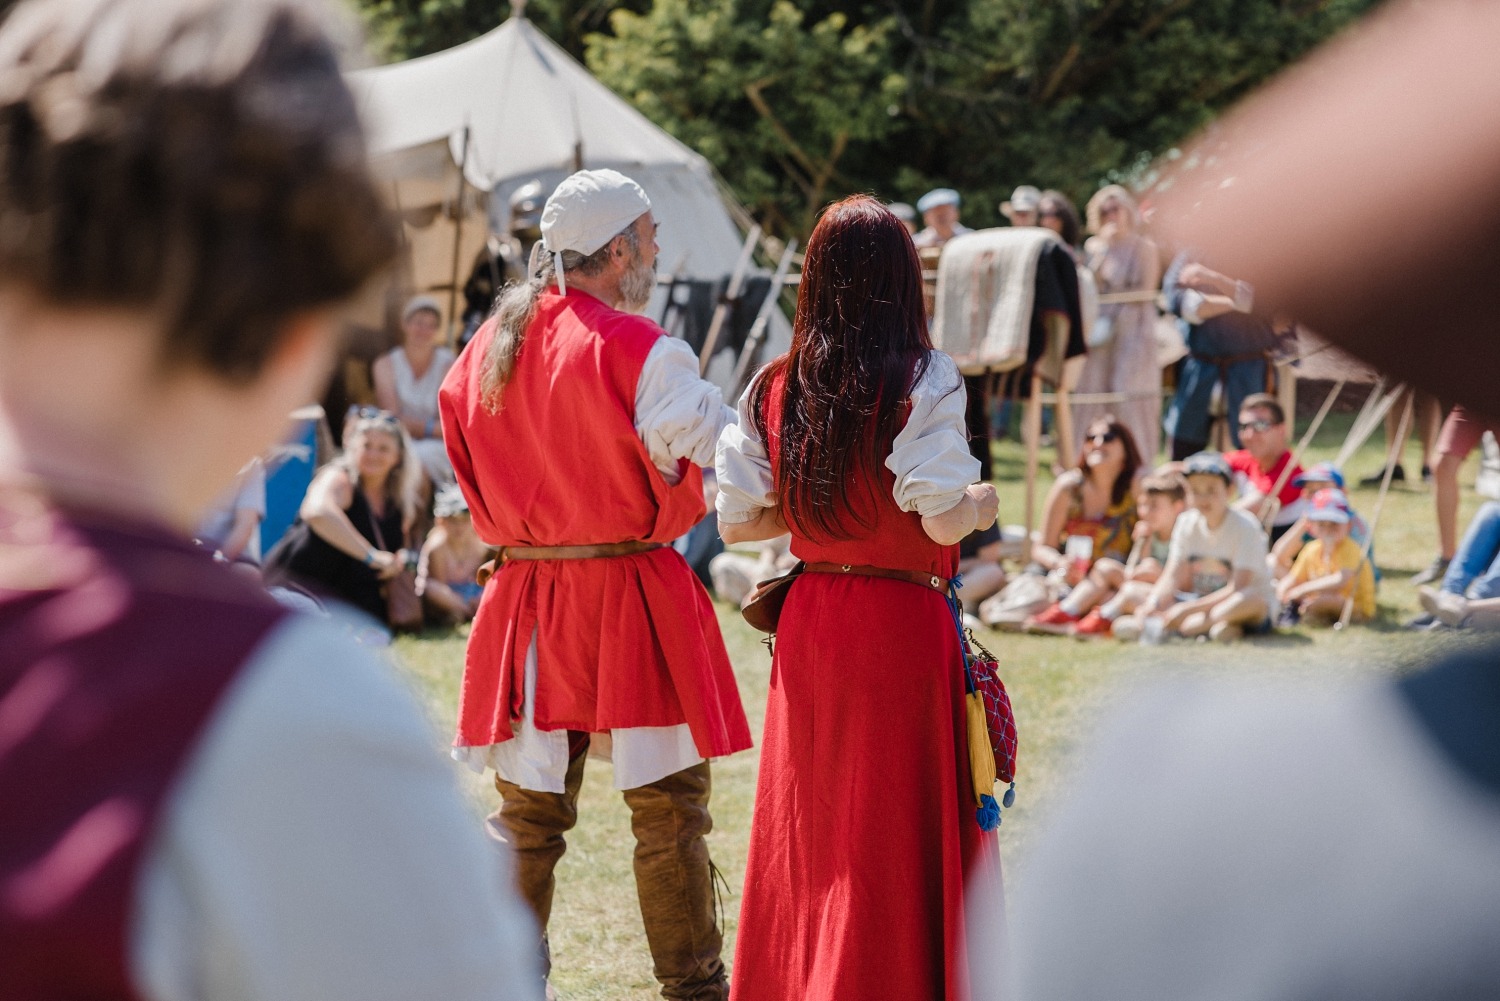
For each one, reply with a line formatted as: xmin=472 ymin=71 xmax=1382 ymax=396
xmin=966 ymin=690 xmax=996 ymax=806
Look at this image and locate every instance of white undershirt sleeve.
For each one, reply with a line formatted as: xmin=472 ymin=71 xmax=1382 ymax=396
xmin=887 ymin=351 xmax=981 ymax=517
xmin=714 ymin=369 xmax=776 ymax=525
xmin=1180 ymin=289 xmax=1207 ymax=324
xmin=131 ymin=616 xmax=542 ymax=1001
xmin=634 ymin=337 xmax=736 ymax=486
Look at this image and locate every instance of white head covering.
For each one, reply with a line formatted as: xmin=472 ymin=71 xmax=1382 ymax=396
xmin=539 ymin=169 xmax=652 ymax=295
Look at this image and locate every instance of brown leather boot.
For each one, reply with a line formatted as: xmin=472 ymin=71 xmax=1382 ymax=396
xmin=487 ymin=744 xmax=587 ymax=978
xmin=623 ymin=762 xmax=729 ymax=1001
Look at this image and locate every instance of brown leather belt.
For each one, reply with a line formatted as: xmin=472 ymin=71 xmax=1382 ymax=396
xmin=476 ymin=541 xmax=665 ymax=586
xmin=802 ymin=562 xmax=949 ymax=592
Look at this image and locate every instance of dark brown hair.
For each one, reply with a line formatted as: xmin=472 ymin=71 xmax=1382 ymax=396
xmin=0 ymin=0 xmax=398 ymax=382
xmin=1239 ymin=393 xmax=1286 ymax=425
xmin=1078 ymin=416 xmax=1144 ymax=507
xmin=1038 ymin=189 xmax=1081 ymax=247
xmin=750 ymin=195 xmax=946 ymax=540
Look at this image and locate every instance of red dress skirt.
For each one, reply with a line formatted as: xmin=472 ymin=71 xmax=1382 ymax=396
xmin=731 ymin=407 xmax=1002 ymax=1000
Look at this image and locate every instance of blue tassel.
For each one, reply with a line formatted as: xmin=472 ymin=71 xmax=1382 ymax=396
xmin=976 ymin=794 xmax=1001 ymax=831
xmin=1002 ymin=782 xmax=1016 ymax=809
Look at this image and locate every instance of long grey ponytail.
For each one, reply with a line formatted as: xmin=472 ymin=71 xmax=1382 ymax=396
xmin=478 ymin=224 xmax=640 ymax=411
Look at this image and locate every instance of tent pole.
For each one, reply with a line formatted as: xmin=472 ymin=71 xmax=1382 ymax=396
xmin=698 ymin=225 xmax=760 ymax=375
xmin=1023 ymin=373 xmax=1044 ymax=567
xmin=1337 ymin=392 xmax=1412 ymax=630
xmin=729 ymin=238 xmax=797 ymax=398
xmin=446 ymin=126 xmax=472 ymax=349
xmin=1260 ymin=377 xmax=1345 ymax=531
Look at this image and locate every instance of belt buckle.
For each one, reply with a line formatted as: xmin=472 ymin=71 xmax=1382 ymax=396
xmin=930 ymin=575 xmax=942 ymax=589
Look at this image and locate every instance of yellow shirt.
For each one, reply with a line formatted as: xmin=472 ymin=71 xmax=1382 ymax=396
xmin=1288 ymin=536 xmax=1376 ymax=619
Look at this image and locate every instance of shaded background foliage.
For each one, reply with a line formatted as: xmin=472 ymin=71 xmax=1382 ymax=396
xmin=359 ymin=0 xmax=1379 ymax=237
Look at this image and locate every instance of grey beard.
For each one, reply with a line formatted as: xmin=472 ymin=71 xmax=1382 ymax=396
xmin=619 ymin=257 xmax=656 ymax=314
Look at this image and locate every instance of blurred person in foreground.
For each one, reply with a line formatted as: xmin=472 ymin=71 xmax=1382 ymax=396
xmin=0 ymin=0 xmax=539 ymax=997
xmin=992 ymin=2 xmax=1500 ymax=997
xmin=440 ymin=168 xmax=751 ymax=1001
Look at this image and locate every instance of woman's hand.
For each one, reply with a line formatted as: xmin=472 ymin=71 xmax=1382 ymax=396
xmin=367 ymin=549 xmax=400 ymax=580
xmin=967 ymin=483 xmax=999 ymax=531
xmin=922 ymin=484 xmax=997 ymax=546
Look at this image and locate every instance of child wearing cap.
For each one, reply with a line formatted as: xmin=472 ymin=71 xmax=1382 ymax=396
xmin=417 ymin=486 xmax=493 ymax=624
xmin=1270 ymin=461 xmax=1372 ymax=579
xmin=1276 ymin=488 xmax=1376 ymax=625
xmin=1115 ymin=452 xmax=1278 ymax=642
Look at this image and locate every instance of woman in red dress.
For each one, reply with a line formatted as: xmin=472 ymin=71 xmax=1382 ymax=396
xmin=716 ymin=195 xmax=1002 ymax=1000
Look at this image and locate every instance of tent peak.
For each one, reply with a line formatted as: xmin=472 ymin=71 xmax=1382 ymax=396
xmin=510 ymin=0 xmax=527 ymax=20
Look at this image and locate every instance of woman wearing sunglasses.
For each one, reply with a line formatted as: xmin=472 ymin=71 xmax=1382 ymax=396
xmin=1023 ymin=417 xmax=1144 ymax=631
xmin=266 ymin=408 xmax=424 ymax=627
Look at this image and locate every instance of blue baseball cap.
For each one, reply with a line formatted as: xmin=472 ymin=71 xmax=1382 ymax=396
xmin=1182 ymin=451 xmax=1232 ymax=483
xmin=1293 ymin=461 xmax=1345 ymax=490
xmin=917 ymin=188 xmax=961 ymax=213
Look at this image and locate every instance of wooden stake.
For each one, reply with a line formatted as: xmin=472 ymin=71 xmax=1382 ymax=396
xmin=1337 ymin=392 xmax=1411 ymax=629
xmin=1023 ymin=373 xmax=1045 ymax=566
xmin=698 ymin=225 xmax=761 ymax=375
xmin=729 ymin=238 xmax=798 ymax=398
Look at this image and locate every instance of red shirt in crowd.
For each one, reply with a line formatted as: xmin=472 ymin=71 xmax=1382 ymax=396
xmin=1225 ymin=448 xmax=1305 ymax=526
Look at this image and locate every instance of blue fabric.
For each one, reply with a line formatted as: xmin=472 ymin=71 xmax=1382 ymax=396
xmin=1441 ymin=501 xmax=1500 ymax=599
xmin=1397 ymin=643 xmax=1500 ymax=798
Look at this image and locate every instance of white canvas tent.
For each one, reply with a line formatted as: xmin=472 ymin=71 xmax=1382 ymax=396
xmin=346 ymin=13 xmax=788 ymax=384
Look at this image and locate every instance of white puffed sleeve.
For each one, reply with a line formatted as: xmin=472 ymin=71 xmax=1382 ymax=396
xmin=634 ymin=337 xmax=737 ymax=486
xmin=886 ymin=351 xmax=981 ymax=516
xmin=714 ymin=370 xmax=776 ymax=525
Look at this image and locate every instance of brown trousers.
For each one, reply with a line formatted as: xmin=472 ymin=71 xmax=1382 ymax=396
xmin=489 ymin=741 xmax=728 ymax=1001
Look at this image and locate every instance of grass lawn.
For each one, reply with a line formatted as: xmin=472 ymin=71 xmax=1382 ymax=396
xmin=392 ymin=407 xmax=1494 ymax=1000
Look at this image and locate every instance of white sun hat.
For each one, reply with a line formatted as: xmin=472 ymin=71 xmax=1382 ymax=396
xmin=539 ymin=168 xmax=652 ymax=295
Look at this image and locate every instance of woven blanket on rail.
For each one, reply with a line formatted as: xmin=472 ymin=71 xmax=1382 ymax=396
xmin=932 ymin=227 xmax=1080 ymax=376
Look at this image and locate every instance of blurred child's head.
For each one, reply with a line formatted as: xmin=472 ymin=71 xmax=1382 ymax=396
xmin=1307 ymin=487 xmax=1353 ymax=543
xmin=433 ymin=485 xmax=473 ymax=534
xmin=1182 ymin=452 xmax=1232 ymax=516
xmin=1293 ymin=461 xmax=1345 ymax=498
xmin=1137 ymin=472 xmax=1187 ymax=536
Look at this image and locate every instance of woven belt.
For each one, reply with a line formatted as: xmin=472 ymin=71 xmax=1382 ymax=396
xmin=802 ymin=561 xmax=949 ymax=592
xmin=476 ymin=541 xmax=665 ymax=586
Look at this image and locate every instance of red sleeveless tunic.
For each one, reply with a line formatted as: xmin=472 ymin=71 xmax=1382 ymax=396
xmin=439 ymin=290 xmax=750 ymax=757
xmin=731 ymin=371 xmax=1001 ymax=1001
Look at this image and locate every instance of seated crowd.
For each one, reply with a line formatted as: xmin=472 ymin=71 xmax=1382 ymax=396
xmin=200 ymin=334 xmax=1476 ymax=647
xmin=191 ymin=298 xmax=491 ymax=638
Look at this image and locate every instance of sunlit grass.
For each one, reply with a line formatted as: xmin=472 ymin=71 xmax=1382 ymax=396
xmin=391 ymin=406 xmax=1491 ymax=998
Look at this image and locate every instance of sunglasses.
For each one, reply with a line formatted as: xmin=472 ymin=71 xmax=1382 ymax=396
xmin=1087 ymin=430 xmax=1120 ymax=445
xmin=347 ymin=405 xmax=401 ymax=429
xmin=1237 ymin=418 xmax=1277 ymax=434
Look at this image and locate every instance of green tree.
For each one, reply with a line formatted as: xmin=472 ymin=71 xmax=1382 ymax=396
xmin=358 ymin=0 xmax=644 ymax=62
xmin=588 ymin=0 xmax=906 ymax=234
xmin=354 ymin=0 xmax=1379 ymax=240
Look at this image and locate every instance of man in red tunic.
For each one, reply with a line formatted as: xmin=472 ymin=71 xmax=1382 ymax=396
xmin=440 ymin=169 xmax=752 ymax=1001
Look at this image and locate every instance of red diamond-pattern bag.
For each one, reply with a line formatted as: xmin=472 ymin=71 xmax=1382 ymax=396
xmin=946 ymin=587 xmax=1017 ymax=831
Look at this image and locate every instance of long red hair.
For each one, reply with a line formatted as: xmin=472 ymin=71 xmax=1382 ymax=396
xmin=750 ymin=195 xmax=939 ymax=539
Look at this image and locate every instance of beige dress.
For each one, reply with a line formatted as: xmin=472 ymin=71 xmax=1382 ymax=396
xmin=1073 ymin=234 xmax=1160 ymax=466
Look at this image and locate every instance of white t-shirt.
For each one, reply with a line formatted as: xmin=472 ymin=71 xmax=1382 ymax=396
xmin=1167 ymin=506 xmax=1274 ymax=601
